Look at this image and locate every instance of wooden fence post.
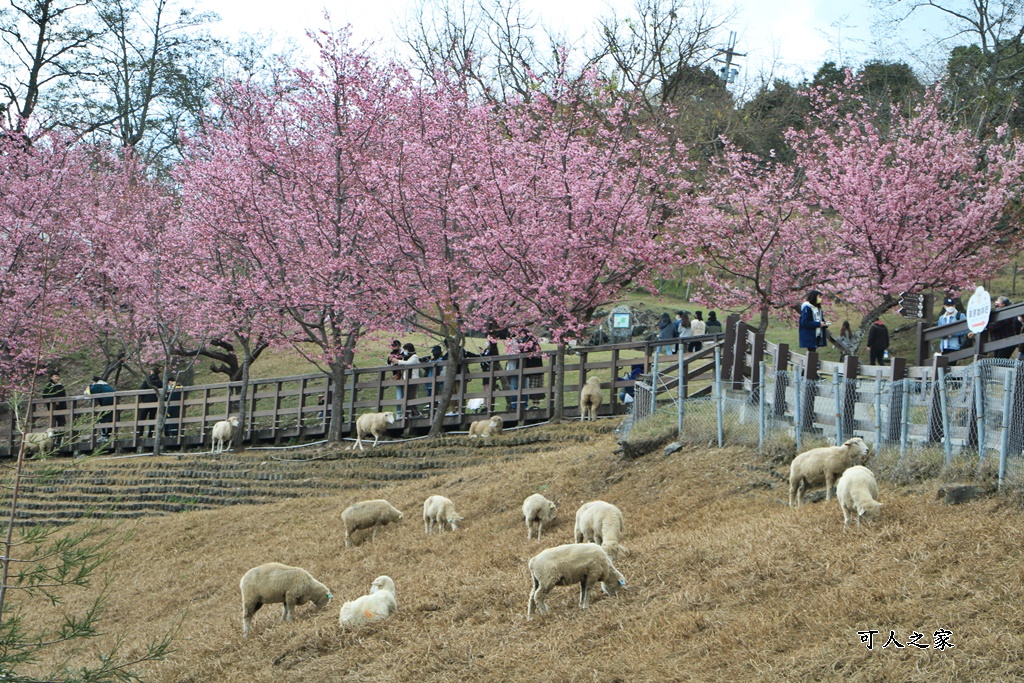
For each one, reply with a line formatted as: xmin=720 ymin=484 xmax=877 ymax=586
xmin=926 ymin=355 xmax=949 ymax=443
xmin=721 ymin=314 xmax=740 ymax=387
xmin=773 ymin=343 xmax=790 ymax=418
xmin=841 ymin=355 xmax=859 ymax=441
xmin=750 ymin=330 xmax=765 ymax=404
xmin=886 ymin=357 xmax=907 ymax=443
xmin=801 ymin=351 xmax=820 ymax=434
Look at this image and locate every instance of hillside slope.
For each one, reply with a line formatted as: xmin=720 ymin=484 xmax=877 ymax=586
xmin=17 ymin=424 xmax=1024 ymax=682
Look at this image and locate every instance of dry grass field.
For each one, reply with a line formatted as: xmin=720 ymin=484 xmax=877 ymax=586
xmin=15 ymin=423 xmax=1024 ymax=682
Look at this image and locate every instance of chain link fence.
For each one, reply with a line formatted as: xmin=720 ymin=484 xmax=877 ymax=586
xmin=632 ymin=353 xmax=1024 ymax=487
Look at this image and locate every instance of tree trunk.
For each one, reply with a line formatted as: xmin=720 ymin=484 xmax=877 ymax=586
xmin=551 ymin=344 xmax=566 ymax=423
xmin=429 ymin=336 xmax=464 ymax=438
xmin=328 ymin=360 xmax=346 ymax=443
xmin=233 ymin=340 xmax=252 ymax=452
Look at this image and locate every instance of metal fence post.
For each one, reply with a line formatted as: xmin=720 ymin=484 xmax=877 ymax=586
xmin=651 ymin=352 xmax=659 ymax=417
xmin=975 ymin=373 xmax=986 ymax=466
xmin=938 ymin=367 xmax=952 ymax=466
xmin=833 ymin=367 xmax=842 ymax=446
xmin=759 ymin=361 xmax=767 ymax=451
xmin=899 ymin=379 xmax=911 ymax=461
xmin=715 ymin=346 xmax=724 ymax=448
xmin=1000 ymin=370 xmax=1012 ymax=488
xmin=874 ymin=374 xmax=882 ymax=451
xmin=678 ymin=353 xmax=685 ymax=436
xmin=793 ymin=368 xmax=802 ymax=453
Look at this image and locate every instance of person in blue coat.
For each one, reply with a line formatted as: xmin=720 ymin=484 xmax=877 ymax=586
xmin=798 ymin=289 xmax=829 ymax=351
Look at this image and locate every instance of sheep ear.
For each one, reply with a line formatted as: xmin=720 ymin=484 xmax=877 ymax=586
xmin=618 ymin=579 xmax=626 ymax=586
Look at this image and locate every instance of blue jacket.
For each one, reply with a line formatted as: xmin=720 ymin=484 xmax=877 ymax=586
xmin=798 ymin=302 xmax=826 ymax=350
xmin=938 ymin=311 xmax=966 ymax=351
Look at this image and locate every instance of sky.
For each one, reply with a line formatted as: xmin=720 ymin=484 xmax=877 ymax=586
xmin=198 ymin=0 xmax=951 ymax=85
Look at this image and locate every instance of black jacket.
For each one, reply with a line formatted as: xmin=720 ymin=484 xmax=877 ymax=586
xmin=867 ymin=323 xmax=889 ymax=351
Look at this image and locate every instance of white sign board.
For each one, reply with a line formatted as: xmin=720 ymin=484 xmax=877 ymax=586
xmin=966 ymin=286 xmax=992 ymax=334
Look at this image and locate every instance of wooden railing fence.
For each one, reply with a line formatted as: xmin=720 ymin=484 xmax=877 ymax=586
xmin=2 ymin=334 xmax=725 ymax=456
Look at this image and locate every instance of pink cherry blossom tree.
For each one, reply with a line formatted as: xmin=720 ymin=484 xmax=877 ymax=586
xmin=461 ymin=76 xmax=695 ymax=420
xmin=85 ymin=153 xmax=208 ymax=455
xmin=179 ymin=28 xmax=393 ymax=442
xmin=790 ymin=76 xmax=1024 ymax=348
xmin=679 ymin=142 xmax=827 ymax=334
xmin=359 ymin=73 xmax=493 ymax=436
xmin=0 ymin=134 xmax=95 ymax=391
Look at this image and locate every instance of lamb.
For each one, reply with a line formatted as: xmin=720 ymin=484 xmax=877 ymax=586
xmin=21 ymin=428 xmax=56 ymax=456
xmin=349 ymin=411 xmax=396 ymax=451
xmin=836 ymin=465 xmax=882 ymax=530
xmin=239 ymin=562 xmax=332 ymax=636
xmin=574 ymin=500 xmax=624 ymax=561
xmin=579 ymin=377 xmax=603 ymax=421
xmin=789 ymin=437 xmax=870 ymax=508
xmin=342 ymin=499 xmax=404 ymax=547
xmin=522 ymin=493 xmax=557 ymax=541
xmin=211 ymin=416 xmax=240 ymax=453
xmin=422 ymin=495 xmax=463 ymax=534
xmin=527 ymin=543 xmax=626 ymax=618
xmin=468 ymin=415 xmax=503 ymax=438
xmin=339 ymin=575 xmax=397 ymax=629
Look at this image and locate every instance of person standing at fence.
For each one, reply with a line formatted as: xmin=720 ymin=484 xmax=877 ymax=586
xmin=866 ymin=320 xmax=889 ymax=365
xmin=43 ymin=372 xmax=67 ymax=428
xmin=657 ymin=313 xmax=676 ymax=354
xmin=393 ymin=343 xmax=422 ymax=418
xmin=985 ymin=296 xmax=1020 ymax=359
xmin=798 ymin=290 xmax=829 ymax=351
xmin=85 ymin=375 xmax=116 ymax=441
xmin=937 ymin=297 xmax=967 ymax=362
xmin=705 ymin=311 xmax=722 ymax=335
xmin=515 ymin=328 xmax=544 ymax=410
xmin=137 ymin=367 xmax=162 ymax=438
xmin=164 ymin=377 xmax=183 ymax=438
xmin=675 ymin=311 xmax=692 ymax=354
xmin=689 ymin=312 xmax=706 ymax=352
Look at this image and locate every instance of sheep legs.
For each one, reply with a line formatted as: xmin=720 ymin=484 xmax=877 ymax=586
xmin=527 ymin=586 xmax=548 ymax=618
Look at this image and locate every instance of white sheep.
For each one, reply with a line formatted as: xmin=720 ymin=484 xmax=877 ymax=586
xmin=422 ymin=495 xmax=463 ymax=534
xmin=789 ymin=437 xmax=870 ymax=508
xmin=239 ymin=562 xmax=332 ymax=636
xmin=21 ymin=428 xmax=56 ymax=456
xmin=522 ymin=493 xmax=557 ymax=541
xmin=468 ymin=415 xmax=503 ymax=438
xmin=574 ymin=500 xmax=624 ymax=561
xmin=339 ymin=575 xmax=397 ymax=629
xmin=836 ymin=465 xmax=883 ymax=530
xmin=342 ymin=499 xmax=405 ymax=547
xmin=579 ymin=377 xmax=603 ymax=421
xmin=527 ymin=543 xmax=626 ymax=618
xmin=211 ymin=416 xmax=240 ymax=453
xmin=349 ymin=412 xmax=396 ymax=451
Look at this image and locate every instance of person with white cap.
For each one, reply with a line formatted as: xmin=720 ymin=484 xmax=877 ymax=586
xmin=937 ymin=296 xmax=967 ymax=361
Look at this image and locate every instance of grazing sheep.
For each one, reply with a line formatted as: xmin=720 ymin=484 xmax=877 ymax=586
xmin=342 ymin=499 xmax=404 ymax=547
xmin=239 ymin=562 xmax=332 ymax=636
xmin=21 ymin=428 xmax=56 ymax=456
xmin=789 ymin=437 xmax=869 ymax=508
xmin=339 ymin=575 xmax=397 ymax=629
xmin=350 ymin=412 xmax=396 ymax=451
xmin=836 ymin=465 xmax=882 ymax=530
xmin=579 ymin=377 xmax=603 ymax=421
xmin=423 ymin=495 xmax=463 ymax=534
xmin=211 ymin=416 xmax=240 ymax=453
xmin=574 ymin=500 xmax=624 ymax=561
xmin=527 ymin=543 xmax=626 ymax=618
xmin=522 ymin=493 xmax=557 ymax=541
xmin=468 ymin=415 xmax=503 ymax=438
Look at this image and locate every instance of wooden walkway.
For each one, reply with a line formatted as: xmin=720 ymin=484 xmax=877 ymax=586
xmin=3 ymin=336 xmax=723 ymax=456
